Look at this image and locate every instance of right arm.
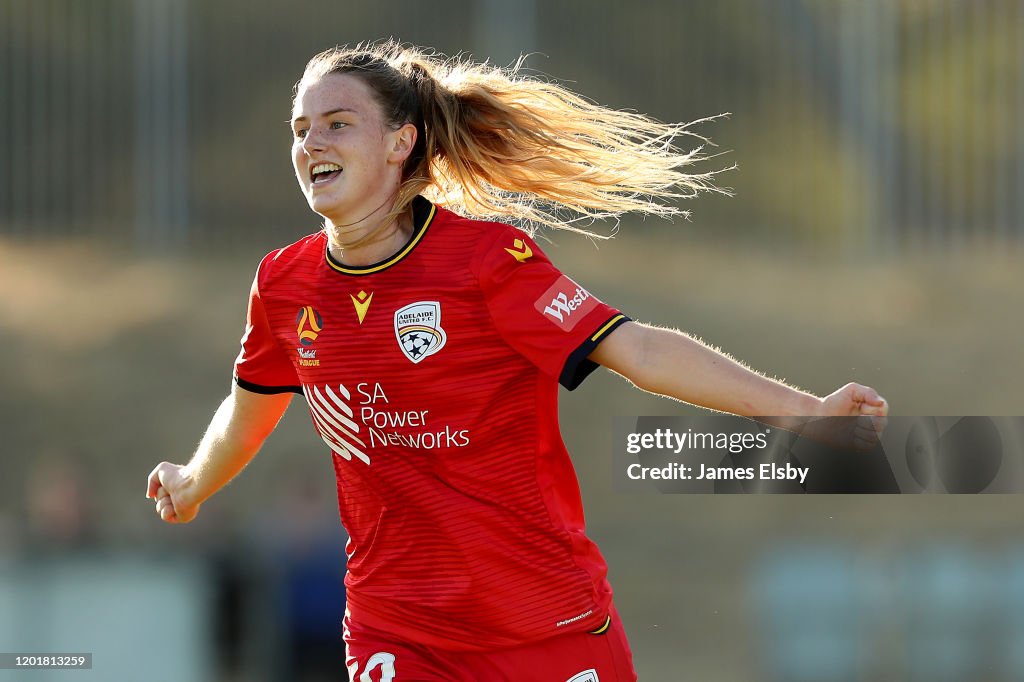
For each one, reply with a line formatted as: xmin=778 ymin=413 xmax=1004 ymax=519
xmin=146 ymin=384 xmax=293 ymax=523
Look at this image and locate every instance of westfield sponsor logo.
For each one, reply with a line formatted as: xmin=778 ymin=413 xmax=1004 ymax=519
xmin=543 ymin=287 xmax=591 ymax=322
xmin=534 ymin=275 xmax=598 ymax=332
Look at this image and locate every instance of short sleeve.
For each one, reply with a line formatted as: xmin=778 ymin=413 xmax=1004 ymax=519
xmin=233 ymin=257 xmax=302 ymax=395
xmin=474 ymin=225 xmax=630 ymax=390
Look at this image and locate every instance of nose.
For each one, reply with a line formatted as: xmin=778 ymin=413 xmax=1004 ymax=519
xmin=300 ymin=125 xmax=327 ymax=155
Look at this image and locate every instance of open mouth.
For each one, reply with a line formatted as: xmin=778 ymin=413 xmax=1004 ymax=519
xmin=311 ymin=162 xmax=342 ymax=186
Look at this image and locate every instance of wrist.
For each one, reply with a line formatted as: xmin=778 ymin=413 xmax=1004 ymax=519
xmin=176 ymin=465 xmax=202 ymax=508
xmin=809 ymin=395 xmax=827 ymax=418
xmin=786 ymin=391 xmax=825 ymax=419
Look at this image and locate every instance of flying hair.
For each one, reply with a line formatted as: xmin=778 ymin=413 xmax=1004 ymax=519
xmin=294 ymin=40 xmax=732 ymax=241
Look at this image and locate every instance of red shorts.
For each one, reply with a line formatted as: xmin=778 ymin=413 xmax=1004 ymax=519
xmin=344 ymin=606 xmax=637 ymax=682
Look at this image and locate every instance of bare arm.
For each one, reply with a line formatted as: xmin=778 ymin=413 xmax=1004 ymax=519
xmin=588 ymin=321 xmax=887 ymax=425
xmin=146 ymin=383 xmax=293 ymax=523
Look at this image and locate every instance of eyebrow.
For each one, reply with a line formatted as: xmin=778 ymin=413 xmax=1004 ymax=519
xmin=290 ymin=107 xmax=358 ymax=125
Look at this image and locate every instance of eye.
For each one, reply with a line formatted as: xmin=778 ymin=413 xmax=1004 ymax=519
xmin=330 ymin=121 xmax=347 ymax=130
xmin=294 ymin=128 xmax=308 ymax=139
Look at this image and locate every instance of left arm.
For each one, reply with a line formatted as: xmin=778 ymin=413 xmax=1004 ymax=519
xmin=588 ymin=321 xmax=888 ymax=426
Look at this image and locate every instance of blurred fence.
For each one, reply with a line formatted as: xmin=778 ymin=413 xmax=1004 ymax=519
xmin=1 ymin=0 xmax=1022 ymax=252
xmin=0 ymin=546 xmax=347 ymax=682
xmin=1 ymin=0 xmax=188 ymax=245
xmin=752 ymin=542 xmax=1024 ymax=682
xmin=0 ymin=554 xmax=212 ymax=682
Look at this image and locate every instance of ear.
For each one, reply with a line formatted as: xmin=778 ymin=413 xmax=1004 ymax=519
xmin=386 ymin=123 xmax=418 ymax=165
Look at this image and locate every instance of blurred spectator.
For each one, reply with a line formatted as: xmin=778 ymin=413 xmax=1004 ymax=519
xmin=248 ymin=469 xmax=349 ymax=682
xmin=23 ymin=454 xmax=96 ymax=552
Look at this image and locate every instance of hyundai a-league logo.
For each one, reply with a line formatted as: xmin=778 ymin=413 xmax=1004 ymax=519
xmin=394 ymin=301 xmax=447 ymax=364
xmin=296 ymin=305 xmax=323 ymax=346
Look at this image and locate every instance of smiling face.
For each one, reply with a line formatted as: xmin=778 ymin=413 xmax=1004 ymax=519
xmin=290 ymin=72 xmax=414 ymax=230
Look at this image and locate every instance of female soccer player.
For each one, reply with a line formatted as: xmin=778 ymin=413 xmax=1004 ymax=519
xmin=146 ymin=41 xmax=887 ymax=682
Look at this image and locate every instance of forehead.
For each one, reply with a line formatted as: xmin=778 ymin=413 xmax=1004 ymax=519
xmin=292 ymin=72 xmax=380 ymax=119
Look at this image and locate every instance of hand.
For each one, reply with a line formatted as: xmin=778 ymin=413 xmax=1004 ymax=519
xmin=146 ymin=462 xmax=200 ymax=524
xmin=803 ymin=382 xmax=889 ymax=450
xmin=819 ymin=382 xmax=889 ymax=418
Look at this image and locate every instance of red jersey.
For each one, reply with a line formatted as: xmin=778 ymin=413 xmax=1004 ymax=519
xmin=234 ymin=197 xmax=629 ymax=651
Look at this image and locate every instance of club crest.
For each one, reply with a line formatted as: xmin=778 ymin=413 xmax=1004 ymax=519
xmin=566 ymin=670 xmax=599 ymax=682
xmin=394 ymin=301 xmax=447 ymax=364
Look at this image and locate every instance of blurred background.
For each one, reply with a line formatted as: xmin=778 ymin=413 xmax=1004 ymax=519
xmin=1 ymin=0 xmax=1022 ymax=680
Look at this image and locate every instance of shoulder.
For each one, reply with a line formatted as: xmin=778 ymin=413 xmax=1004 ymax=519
xmin=254 ymin=230 xmax=326 ymax=289
xmin=429 ymin=204 xmax=525 ymax=244
xmin=428 ymin=204 xmax=539 ymax=273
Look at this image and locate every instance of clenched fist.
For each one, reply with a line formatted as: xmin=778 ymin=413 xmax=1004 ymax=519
xmin=819 ymin=382 xmax=889 ymax=419
xmin=803 ymin=382 xmax=889 ymax=450
xmin=146 ymin=462 xmax=201 ymax=524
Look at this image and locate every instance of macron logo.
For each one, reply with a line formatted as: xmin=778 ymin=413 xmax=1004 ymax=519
xmin=535 ymin=275 xmax=599 ymax=331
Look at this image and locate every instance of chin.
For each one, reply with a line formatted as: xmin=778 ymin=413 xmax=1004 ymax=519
xmin=308 ymin=196 xmax=342 ymax=219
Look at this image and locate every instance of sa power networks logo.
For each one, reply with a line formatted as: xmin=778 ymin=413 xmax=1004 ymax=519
xmin=394 ymin=301 xmax=447 ymax=363
xmin=303 ymin=382 xmax=370 ymax=465
xmin=535 ymin=275 xmax=598 ymax=332
xmin=305 ymin=381 xmax=471 ymax=461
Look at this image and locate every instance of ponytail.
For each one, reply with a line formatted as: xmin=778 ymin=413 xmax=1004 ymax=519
xmin=296 ymin=40 xmax=730 ymax=239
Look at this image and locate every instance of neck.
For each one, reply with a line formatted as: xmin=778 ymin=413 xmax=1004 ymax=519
xmin=326 ymin=204 xmax=414 ymax=266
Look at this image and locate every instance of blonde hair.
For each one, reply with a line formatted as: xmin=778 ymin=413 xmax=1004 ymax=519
xmin=295 ymin=40 xmax=730 ymax=240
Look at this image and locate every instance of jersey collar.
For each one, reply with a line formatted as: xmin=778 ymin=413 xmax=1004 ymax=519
xmin=325 ymin=196 xmax=436 ymax=276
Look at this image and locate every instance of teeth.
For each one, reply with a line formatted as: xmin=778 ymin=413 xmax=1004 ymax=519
xmin=311 ymin=163 xmax=342 ymax=176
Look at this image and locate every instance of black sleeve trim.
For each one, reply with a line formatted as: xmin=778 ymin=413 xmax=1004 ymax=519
xmin=559 ymin=314 xmax=631 ymax=391
xmin=234 ymin=374 xmax=303 ymax=396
